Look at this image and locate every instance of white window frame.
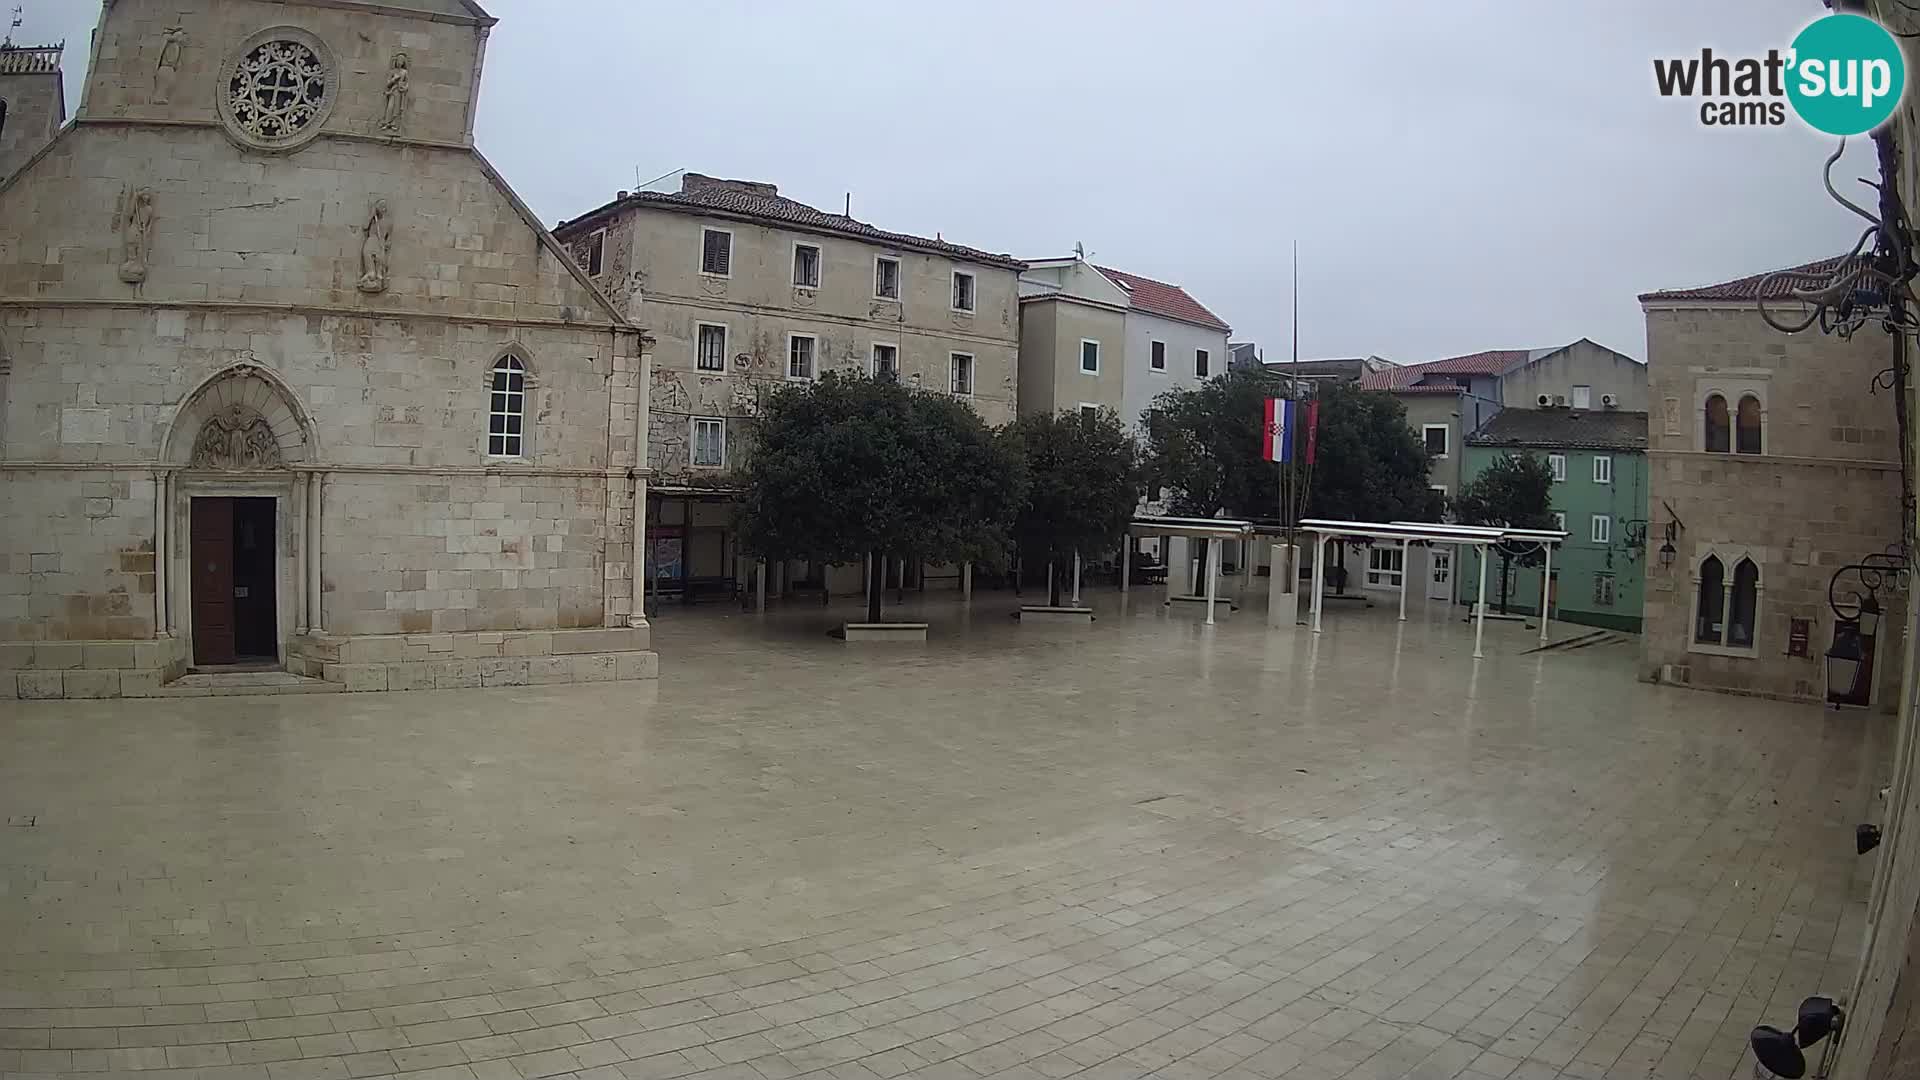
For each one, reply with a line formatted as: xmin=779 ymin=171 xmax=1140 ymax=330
xmin=1695 ymin=377 xmax=1769 ymax=455
xmin=487 ymin=354 xmax=529 ymax=460
xmin=787 ymin=333 xmax=816 ymax=381
xmin=950 ymin=352 xmax=974 ymax=396
xmin=1080 ymin=339 xmax=1101 ymax=375
xmin=1430 ymin=484 xmax=1448 ymax=497
xmin=951 ymin=270 xmax=976 ymax=313
xmin=1688 ymin=548 xmax=1763 ymax=658
xmin=694 ymin=321 xmax=728 ymax=373
xmin=690 ymin=417 xmax=726 ymax=469
xmin=870 ymin=342 xmax=898 ymax=380
xmin=1365 ymin=545 xmax=1405 ymax=588
xmin=1551 ymin=511 xmax=1567 ymax=532
xmin=1079 ymin=403 xmax=1101 ymax=423
xmin=1571 ymin=384 xmax=1592 ymax=410
xmin=1548 ymin=453 xmax=1567 ymax=482
xmin=1593 ymin=572 xmax=1615 ymax=607
xmin=1422 ymin=424 xmax=1449 ymax=458
xmin=699 ymin=227 xmax=733 ymax=279
xmin=791 ymin=240 xmax=822 ymax=290
xmin=1194 ymin=348 xmax=1211 ymax=378
xmin=1590 ymin=514 xmax=1610 ymax=544
xmin=1150 ymin=340 xmax=1167 ymax=372
xmin=1592 ymin=455 xmax=1613 ymax=484
xmin=874 ymin=255 xmax=901 ymax=301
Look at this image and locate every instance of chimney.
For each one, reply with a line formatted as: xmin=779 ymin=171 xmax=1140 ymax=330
xmin=681 ymin=173 xmax=778 ymax=198
xmin=616 ymin=190 xmax=629 ymax=200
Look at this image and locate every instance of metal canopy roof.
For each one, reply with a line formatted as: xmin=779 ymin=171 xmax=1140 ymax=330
xmin=1299 ymin=519 xmax=1504 ymax=545
xmin=1129 ymin=516 xmax=1255 ymax=540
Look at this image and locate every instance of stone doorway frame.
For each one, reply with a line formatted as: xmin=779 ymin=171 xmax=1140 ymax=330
xmin=173 ymin=477 xmax=304 ymax=670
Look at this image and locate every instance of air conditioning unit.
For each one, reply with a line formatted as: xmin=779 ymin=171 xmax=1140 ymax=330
xmin=1601 ymin=393 xmax=1618 ymax=408
xmin=1659 ymin=663 xmax=1692 ymax=686
xmin=1552 ymin=394 xmax=1568 ymax=407
xmin=1536 ymin=394 xmax=1552 ymax=407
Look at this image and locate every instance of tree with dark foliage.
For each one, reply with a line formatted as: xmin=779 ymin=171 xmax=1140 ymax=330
xmin=1453 ymin=452 xmax=1555 ymax=614
xmin=1005 ymin=408 xmax=1142 ymax=606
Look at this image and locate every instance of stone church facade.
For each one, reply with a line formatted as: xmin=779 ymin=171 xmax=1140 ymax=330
xmin=0 ymin=0 xmax=657 ymax=697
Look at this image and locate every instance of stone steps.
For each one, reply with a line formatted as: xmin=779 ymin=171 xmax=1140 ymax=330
xmin=152 ymin=670 xmax=344 ymax=697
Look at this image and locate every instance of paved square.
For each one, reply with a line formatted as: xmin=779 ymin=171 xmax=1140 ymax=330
xmin=0 ymin=593 xmax=1889 ymax=1080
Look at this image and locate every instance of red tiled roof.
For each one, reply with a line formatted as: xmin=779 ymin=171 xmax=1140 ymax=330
xmin=1093 ymin=266 xmax=1231 ymax=331
xmin=1358 ymin=349 xmax=1529 ymax=392
xmin=1638 ymin=255 xmax=1858 ymax=303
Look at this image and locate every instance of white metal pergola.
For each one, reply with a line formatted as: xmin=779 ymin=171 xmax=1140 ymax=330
xmin=1122 ymin=516 xmax=1255 ymax=625
xmin=1300 ymin=519 xmax=1566 ymax=659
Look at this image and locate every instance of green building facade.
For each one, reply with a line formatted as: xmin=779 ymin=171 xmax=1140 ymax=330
xmin=1455 ymin=410 xmax=1649 ymax=632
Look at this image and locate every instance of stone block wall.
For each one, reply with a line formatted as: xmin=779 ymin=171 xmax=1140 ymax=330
xmin=0 ymin=636 xmax=187 ymax=699
xmin=322 ymin=471 xmax=609 ymax=636
xmin=0 ymin=471 xmax=156 ymax=641
xmin=0 ymin=66 xmax=64 ymax=182
xmin=288 ymin=625 xmax=654 ymax=691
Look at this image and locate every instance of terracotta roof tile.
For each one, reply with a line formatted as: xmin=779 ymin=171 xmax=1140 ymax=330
xmin=1638 ymin=255 xmax=1858 ymax=303
xmin=1094 ymin=266 xmax=1231 ymax=331
xmin=1358 ymin=348 xmax=1529 ymax=392
xmin=1466 ymin=409 xmax=1649 ymax=452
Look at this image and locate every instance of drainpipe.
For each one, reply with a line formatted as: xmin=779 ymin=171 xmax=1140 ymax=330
xmin=628 ymin=336 xmax=652 ymax=628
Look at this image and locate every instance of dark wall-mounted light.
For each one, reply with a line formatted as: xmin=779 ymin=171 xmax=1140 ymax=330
xmin=1750 ymin=996 xmax=1844 ymax=1078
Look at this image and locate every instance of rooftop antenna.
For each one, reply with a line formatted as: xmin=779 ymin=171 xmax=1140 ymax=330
xmin=4 ymin=7 xmax=20 ymax=48
xmin=1073 ymin=240 xmax=1085 ymax=260
xmin=1291 ymin=239 xmax=1299 ymax=364
xmin=844 ymin=192 xmax=851 ymax=217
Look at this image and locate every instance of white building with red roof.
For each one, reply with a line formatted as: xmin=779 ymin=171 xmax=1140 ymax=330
xmin=1016 ymin=253 xmax=1232 ymax=429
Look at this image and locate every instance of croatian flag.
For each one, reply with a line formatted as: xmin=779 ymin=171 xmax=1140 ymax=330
xmin=1263 ymin=398 xmax=1294 ymax=462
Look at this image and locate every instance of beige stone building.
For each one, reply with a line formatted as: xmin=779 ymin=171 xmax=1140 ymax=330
xmin=1639 ymin=258 xmax=1904 ymax=706
xmin=0 ymin=0 xmax=657 ymax=698
xmin=0 ymin=41 xmax=64 ymax=183
xmin=553 ymin=173 xmax=1023 ymax=600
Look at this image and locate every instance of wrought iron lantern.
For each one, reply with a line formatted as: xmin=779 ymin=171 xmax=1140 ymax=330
xmin=1826 ymin=553 xmax=1905 ymax=708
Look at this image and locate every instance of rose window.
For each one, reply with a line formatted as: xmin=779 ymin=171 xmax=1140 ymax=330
xmin=227 ymin=40 xmax=327 ymax=142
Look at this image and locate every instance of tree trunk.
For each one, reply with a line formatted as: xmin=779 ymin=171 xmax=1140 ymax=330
xmin=1497 ymin=553 xmax=1512 ymax=615
xmin=1048 ymin=550 xmax=1063 ymax=606
xmin=1334 ymin=541 xmax=1347 ymax=596
xmin=866 ymin=552 xmax=883 ymax=623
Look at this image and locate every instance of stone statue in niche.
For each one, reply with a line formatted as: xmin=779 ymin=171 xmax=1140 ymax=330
xmin=118 ymin=187 xmax=155 ymax=285
xmin=379 ymin=52 xmax=409 ymax=134
xmin=190 ymin=405 xmax=284 ymax=471
xmin=358 ymin=199 xmax=391 ymax=293
xmin=152 ymin=26 xmax=186 ymax=105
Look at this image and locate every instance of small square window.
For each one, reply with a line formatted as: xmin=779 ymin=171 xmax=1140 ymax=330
xmin=573 ymin=229 xmax=604 ymax=276
xmin=696 ymin=323 xmax=727 ymax=372
xmin=1195 ymin=349 xmax=1210 ymax=378
xmin=950 ymin=352 xmax=973 ymax=395
xmin=1571 ymin=385 xmax=1592 ymax=410
xmin=951 ymin=270 xmax=976 ymax=312
xmin=875 ymin=256 xmax=901 ymax=300
xmin=792 ymin=243 xmax=821 ymax=289
xmin=1548 ymin=453 xmax=1567 ymax=482
xmin=1593 ymin=572 xmax=1616 ymax=606
xmin=1590 ymin=514 xmax=1611 ymax=544
xmin=1592 ymin=455 xmax=1613 ymax=484
xmin=691 ymin=418 xmax=725 ymax=468
xmin=1080 ymin=340 xmax=1100 ymax=374
xmin=788 ymin=334 xmax=815 ymax=380
xmin=701 ymin=228 xmax=732 ymax=276
xmin=872 ymin=343 xmax=898 ymax=380
xmin=1422 ymin=424 xmax=1449 ymax=457
xmin=1150 ymin=341 xmax=1166 ymax=371
xmin=1080 ymin=403 xmax=1100 ymax=425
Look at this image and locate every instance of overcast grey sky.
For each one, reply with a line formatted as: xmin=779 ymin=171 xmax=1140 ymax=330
xmin=36 ymin=1 xmax=1880 ymax=364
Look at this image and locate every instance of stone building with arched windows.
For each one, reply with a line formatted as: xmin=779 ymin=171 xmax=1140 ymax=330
xmin=1639 ymin=257 xmax=1905 ymax=706
xmin=0 ymin=0 xmax=658 ymax=697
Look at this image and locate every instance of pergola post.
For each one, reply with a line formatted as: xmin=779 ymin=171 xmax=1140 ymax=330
xmin=1474 ymin=543 xmax=1489 ymax=659
xmin=755 ymin=559 xmax=767 ymax=613
xmin=1121 ymin=541 xmax=1131 ymax=594
xmin=1397 ymin=538 xmax=1409 ymax=622
xmin=962 ymin=561 xmax=972 ymax=602
xmin=1539 ymin=542 xmax=1553 ymax=644
xmin=1203 ymin=537 xmax=1221 ymax=626
xmin=1071 ymin=552 xmax=1082 ymax=605
xmin=1164 ymin=536 xmax=1176 ymax=606
xmin=1311 ymin=532 xmax=1327 ymax=633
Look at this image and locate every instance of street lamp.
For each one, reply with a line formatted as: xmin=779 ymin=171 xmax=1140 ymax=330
xmin=1826 ymin=621 xmax=1867 ymax=705
xmin=1658 ymin=540 xmax=1676 ymax=570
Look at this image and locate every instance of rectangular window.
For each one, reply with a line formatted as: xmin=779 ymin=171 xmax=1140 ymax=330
xmin=695 ymin=323 xmax=727 ymax=372
xmin=951 ymin=270 xmax=976 ymax=312
xmin=788 ymin=334 xmax=815 ymax=380
xmin=1151 ymin=341 xmax=1166 ymax=371
xmin=691 ymin=417 xmax=725 ymax=468
xmin=573 ymin=229 xmax=604 ymax=276
xmin=792 ymin=242 xmax=821 ymax=289
xmin=874 ymin=256 xmax=901 ymax=300
xmin=1548 ymin=453 xmax=1567 ymax=482
xmin=1422 ymin=424 xmax=1449 ymax=457
xmin=1079 ymin=403 xmax=1100 ymax=425
xmin=1593 ymin=572 xmax=1616 ymax=607
xmin=871 ymin=343 xmax=898 ymax=380
xmin=700 ymin=228 xmax=732 ymax=276
xmin=1592 ymin=455 xmax=1613 ymax=484
xmin=1571 ymin=385 xmax=1592 ymax=410
xmin=488 ymin=356 xmax=526 ymax=458
xmin=1590 ymin=514 xmax=1611 ymax=544
xmin=1080 ymin=339 xmax=1100 ymax=374
xmin=950 ymin=352 xmax=973 ymax=395
xmin=1195 ymin=349 xmax=1210 ymax=378
xmin=1365 ymin=546 xmax=1405 ymax=588
xmin=1552 ymin=511 xmax=1567 ymax=532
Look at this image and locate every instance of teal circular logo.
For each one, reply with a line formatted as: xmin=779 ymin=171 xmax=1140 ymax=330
xmin=1787 ymin=13 xmax=1906 ymax=135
